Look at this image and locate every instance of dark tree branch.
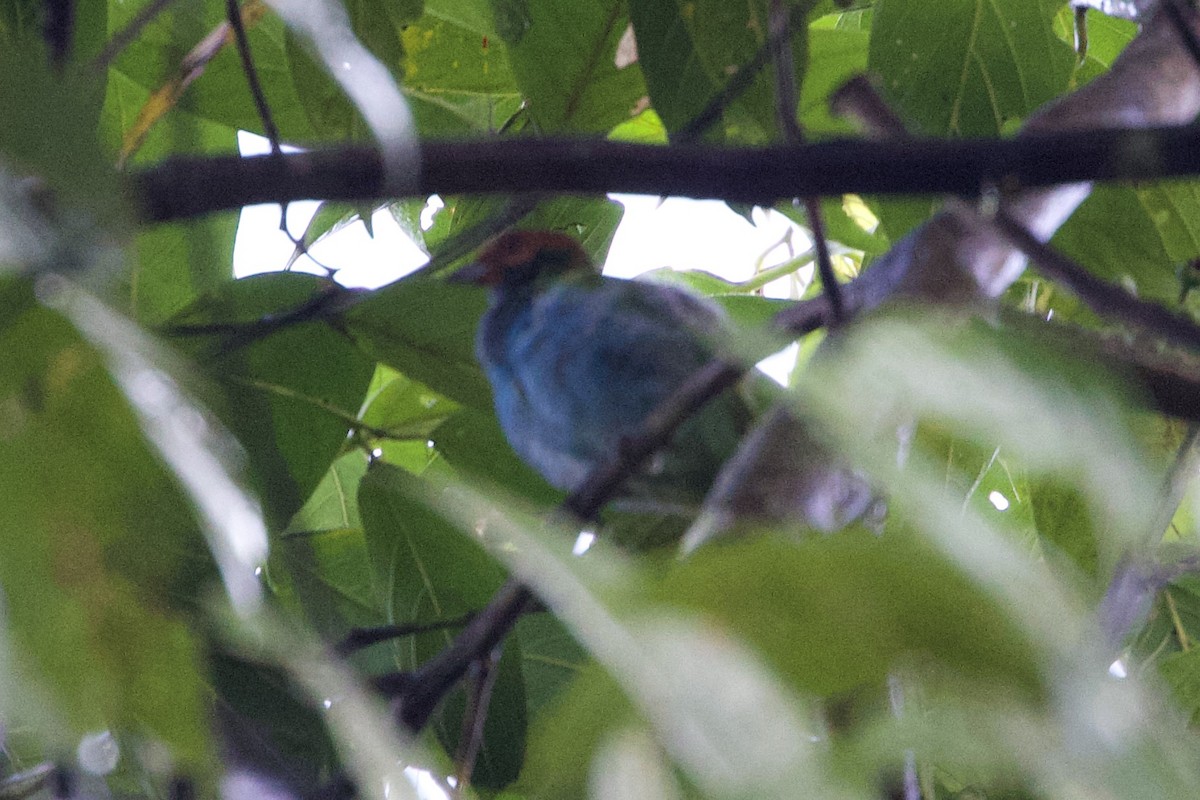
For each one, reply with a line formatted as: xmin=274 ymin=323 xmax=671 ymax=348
xmin=131 ymin=125 xmax=1200 ymax=223
xmin=399 ymin=580 xmax=532 ymax=731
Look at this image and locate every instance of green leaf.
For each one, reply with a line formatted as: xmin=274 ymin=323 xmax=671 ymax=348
xmin=513 ymin=612 xmax=588 ymax=724
xmin=513 ymin=665 xmax=635 ymax=800
xmin=868 ymin=0 xmax=1074 ymax=136
xmin=430 ymin=407 xmax=564 ymax=504
xmin=168 ymin=273 xmax=376 ymax=530
xmin=360 ymin=370 xmax=461 ymax=440
xmin=629 ymin=0 xmax=815 ymax=141
xmin=0 ymin=289 xmax=213 ymax=766
xmin=1030 ymin=478 xmax=1100 ymax=579
xmin=496 ymin=0 xmax=646 ymax=133
xmin=657 ymin=535 xmax=1043 ymax=697
xmin=0 ymin=44 xmax=113 ymax=205
xmin=1138 ymin=181 xmax=1200 ymax=268
xmin=1050 ymin=184 xmax=1178 ymax=305
xmin=344 ymin=279 xmax=492 ymax=408
xmin=1160 ymin=647 xmax=1200 ymax=724
xmin=801 ymin=27 xmax=870 ymax=136
xmin=358 ymin=463 xmax=525 ymax=788
xmin=401 ymin=9 xmax=523 ymax=134
xmin=208 ymin=651 xmax=341 ymax=789
xmin=102 ymin=70 xmax=239 ymax=324
xmin=107 ymin=0 xmax=320 ymax=141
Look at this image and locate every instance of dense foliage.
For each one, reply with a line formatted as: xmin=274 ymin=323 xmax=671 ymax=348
xmin=4 ymin=1 xmax=1200 ymax=799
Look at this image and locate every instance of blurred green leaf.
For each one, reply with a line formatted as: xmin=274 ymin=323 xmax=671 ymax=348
xmin=0 ymin=289 xmax=213 ymax=767
xmin=1030 ymin=479 xmax=1101 ymax=580
xmin=0 ymin=44 xmax=113 ymax=204
xmin=657 ymin=535 xmax=1043 ymax=697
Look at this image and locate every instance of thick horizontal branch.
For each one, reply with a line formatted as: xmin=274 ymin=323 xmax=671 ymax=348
xmin=133 ymin=125 xmax=1200 ymax=223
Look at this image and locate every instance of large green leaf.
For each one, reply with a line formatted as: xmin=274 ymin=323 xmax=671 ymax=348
xmin=401 ymin=8 xmax=524 ymax=134
xmin=284 ymin=0 xmax=421 ymax=141
xmin=800 ymin=26 xmax=870 ymax=137
xmin=629 ymin=0 xmax=815 ymax=141
xmin=107 ymin=0 xmax=320 ymax=141
xmin=868 ymin=0 xmax=1074 ymax=136
xmin=272 ymin=452 xmax=386 ymax=647
xmin=431 ymin=407 xmax=563 ymax=504
xmin=358 ymin=463 xmax=525 ymax=789
xmin=0 ymin=44 xmax=113 ymax=206
xmin=494 ymin=0 xmax=646 ymax=133
xmin=167 ymin=273 xmax=376 ymax=531
xmin=344 ymin=280 xmax=492 ymax=408
xmin=102 ymin=70 xmax=239 ymax=324
xmin=1050 ymin=184 xmax=1179 ymax=306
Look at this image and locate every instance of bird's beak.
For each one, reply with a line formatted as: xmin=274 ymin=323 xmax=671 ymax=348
xmin=448 ymin=261 xmax=492 ymax=285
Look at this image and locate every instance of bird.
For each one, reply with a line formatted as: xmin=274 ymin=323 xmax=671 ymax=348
xmin=452 ymin=229 xmax=752 ymax=513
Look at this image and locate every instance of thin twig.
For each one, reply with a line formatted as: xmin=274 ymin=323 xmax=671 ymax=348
xmin=337 ymin=613 xmax=477 ymax=655
xmin=675 ymin=0 xmax=812 ymax=141
xmin=399 ymin=580 xmax=532 ymax=730
xmin=453 ymin=647 xmax=503 ymax=796
xmin=767 ymin=0 xmax=846 ymax=322
xmin=982 ymin=205 xmax=1200 ymax=353
xmin=160 ymin=282 xmax=351 ymax=355
xmin=93 ymin=0 xmax=182 ymax=69
xmin=225 ymin=0 xmax=282 ymax=156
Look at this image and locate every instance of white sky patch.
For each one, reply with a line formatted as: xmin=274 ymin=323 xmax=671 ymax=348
xmin=988 ymin=491 xmax=1010 ymax=511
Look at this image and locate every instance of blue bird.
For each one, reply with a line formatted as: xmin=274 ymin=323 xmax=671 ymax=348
xmin=454 ymin=230 xmax=751 ymax=512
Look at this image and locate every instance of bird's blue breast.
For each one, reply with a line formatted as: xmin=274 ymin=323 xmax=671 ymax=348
xmin=477 ymin=277 xmax=743 ymax=501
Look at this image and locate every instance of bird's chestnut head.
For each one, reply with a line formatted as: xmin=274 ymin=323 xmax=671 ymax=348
xmin=451 ymin=230 xmax=594 ymax=288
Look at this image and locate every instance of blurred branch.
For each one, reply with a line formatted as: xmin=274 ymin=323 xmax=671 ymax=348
xmin=94 ymin=0 xmax=182 ymax=68
xmin=131 ymin=124 xmax=1200 ymax=222
xmin=453 ymin=647 xmax=502 ymax=796
xmin=336 ymin=613 xmax=477 ymax=656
